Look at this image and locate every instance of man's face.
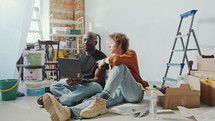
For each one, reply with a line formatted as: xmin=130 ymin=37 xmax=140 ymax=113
xmin=82 ymin=34 xmax=97 ymax=51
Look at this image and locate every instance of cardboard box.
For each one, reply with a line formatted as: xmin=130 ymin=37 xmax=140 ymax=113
xmin=200 ymin=79 xmax=215 ymax=106
xmin=190 ymin=76 xmax=215 ymax=106
xmin=198 ymin=55 xmax=215 ymax=72
xmin=160 ymin=84 xmax=200 ymax=110
xmin=190 ymin=71 xmax=215 ymax=78
xmin=146 ymin=77 xmax=200 ymax=110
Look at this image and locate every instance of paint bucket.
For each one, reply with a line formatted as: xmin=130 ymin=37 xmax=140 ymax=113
xmin=0 ymin=79 xmax=19 ymax=101
xmin=24 ymin=66 xmax=45 ymax=81
xmin=23 ymin=49 xmax=45 ymax=66
xmin=25 ymin=81 xmax=45 ymax=96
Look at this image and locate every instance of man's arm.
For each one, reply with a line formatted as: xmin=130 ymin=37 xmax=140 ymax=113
xmin=88 ymin=68 xmax=106 ymax=84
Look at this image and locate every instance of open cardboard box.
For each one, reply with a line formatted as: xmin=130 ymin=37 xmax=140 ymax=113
xmin=190 ymin=71 xmax=215 ymax=78
xmin=146 ymin=76 xmax=200 ymax=110
xmin=190 ymin=71 xmax=215 ymax=106
xmin=198 ymin=55 xmax=215 ymax=72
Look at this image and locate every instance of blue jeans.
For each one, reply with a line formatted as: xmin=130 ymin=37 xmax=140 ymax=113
xmin=70 ymin=64 xmax=144 ymax=118
xmin=50 ymin=81 xmax=102 ymax=106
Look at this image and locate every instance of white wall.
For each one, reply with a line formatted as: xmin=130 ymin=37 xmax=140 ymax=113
xmin=85 ymin=0 xmax=215 ymax=82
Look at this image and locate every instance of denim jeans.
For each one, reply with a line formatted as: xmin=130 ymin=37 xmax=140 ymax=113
xmin=50 ymin=81 xmax=102 ymax=106
xmin=70 ymin=64 xmax=144 ymax=118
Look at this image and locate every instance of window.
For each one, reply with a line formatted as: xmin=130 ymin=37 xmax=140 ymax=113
xmin=26 ymin=0 xmax=41 ymax=43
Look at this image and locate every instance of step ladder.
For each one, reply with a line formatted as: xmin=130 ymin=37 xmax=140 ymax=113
xmin=162 ymin=10 xmax=202 ymax=85
xmin=28 ymin=7 xmax=44 ymax=41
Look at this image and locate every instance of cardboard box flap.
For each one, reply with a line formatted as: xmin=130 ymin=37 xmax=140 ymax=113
xmin=198 ymin=55 xmax=215 ymax=72
xmin=187 ymin=76 xmax=200 ymax=91
xmin=165 ymin=84 xmax=199 ymax=96
xmin=190 ymin=71 xmax=215 ymax=78
xmin=145 ymin=88 xmax=164 ymax=97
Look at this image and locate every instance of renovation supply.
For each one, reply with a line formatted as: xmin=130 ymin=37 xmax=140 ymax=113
xmin=0 ymin=79 xmax=19 ymax=101
xmin=190 ymin=71 xmax=215 ymax=78
xmin=201 ymin=79 xmax=215 ymax=106
xmin=149 ymin=90 xmax=157 ymax=119
xmin=132 ymin=110 xmax=149 ymax=118
xmin=189 ymin=75 xmax=215 ymax=106
xmin=25 ymin=81 xmax=45 ymax=96
xmin=146 ymin=77 xmax=200 ymax=110
xmin=163 ymin=10 xmax=201 ymax=85
xmin=197 ymin=55 xmax=215 ymax=72
xmin=161 ymin=85 xmax=170 ymax=89
xmin=161 ymin=84 xmax=200 ymax=109
xmin=34 ymin=42 xmax=40 ymax=50
xmin=52 ymin=27 xmax=67 ymax=34
xmin=188 ymin=60 xmax=194 ymax=75
xmin=24 ymin=66 xmax=45 ymax=81
xmin=23 ymin=49 xmax=45 ymax=66
xmin=153 ymin=85 xmax=166 ymax=94
xmin=68 ymin=29 xmax=81 ymax=35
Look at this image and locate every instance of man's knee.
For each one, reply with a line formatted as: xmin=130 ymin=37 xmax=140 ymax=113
xmin=87 ymin=82 xmax=102 ymax=92
xmin=50 ymin=81 xmax=62 ymax=92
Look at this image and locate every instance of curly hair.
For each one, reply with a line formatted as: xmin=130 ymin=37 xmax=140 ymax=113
xmin=109 ymin=33 xmax=129 ymax=53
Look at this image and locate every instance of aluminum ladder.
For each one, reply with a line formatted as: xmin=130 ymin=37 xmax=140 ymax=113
xmin=162 ymin=10 xmax=202 ymax=85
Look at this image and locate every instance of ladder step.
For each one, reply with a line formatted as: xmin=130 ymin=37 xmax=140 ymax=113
xmin=163 ymin=77 xmax=177 ymax=82
xmin=176 ymin=33 xmax=188 ymax=38
xmin=172 ymin=48 xmax=198 ymax=52
xmin=167 ymin=63 xmax=185 ymax=68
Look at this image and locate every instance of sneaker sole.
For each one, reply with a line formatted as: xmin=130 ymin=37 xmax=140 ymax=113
xmin=43 ymin=93 xmax=66 ymax=121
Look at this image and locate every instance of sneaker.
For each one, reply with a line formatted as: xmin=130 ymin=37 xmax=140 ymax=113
xmin=43 ymin=93 xmax=70 ymax=121
xmin=80 ymin=97 xmax=107 ymax=118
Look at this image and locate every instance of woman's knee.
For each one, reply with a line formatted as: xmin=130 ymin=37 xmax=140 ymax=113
xmin=111 ymin=64 xmax=127 ymax=72
xmin=125 ymin=91 xmax=144 ymax=103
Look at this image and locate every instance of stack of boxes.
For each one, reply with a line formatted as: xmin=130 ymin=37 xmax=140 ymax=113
xmin=190 ymin=55 xmax=215 ymax=106
xmin=23 ymin=49 xmax=46 ymax=96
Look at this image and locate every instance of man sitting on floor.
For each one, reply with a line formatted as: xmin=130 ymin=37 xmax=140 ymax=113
xmin=37 ymin=32 xmax=109 ymax=107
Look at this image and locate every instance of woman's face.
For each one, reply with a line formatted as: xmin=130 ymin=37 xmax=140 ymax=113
xmin=109 ymin=39 xmax=120 ymax=54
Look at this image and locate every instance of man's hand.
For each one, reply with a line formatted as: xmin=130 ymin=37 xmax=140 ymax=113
xmin=66 ymin=78 xmax=83 ymax=86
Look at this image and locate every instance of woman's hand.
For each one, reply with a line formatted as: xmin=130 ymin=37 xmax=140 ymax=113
xmin=96 ymin=58 xmax=106 ymax=69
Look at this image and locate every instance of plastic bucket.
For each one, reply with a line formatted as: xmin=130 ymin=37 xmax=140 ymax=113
xmin=0 ymin=79 xmax=19 ymax=101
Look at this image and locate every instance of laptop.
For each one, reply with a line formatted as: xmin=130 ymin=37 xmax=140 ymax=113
xmin=58 ymin=58 xmax=83 ymax=80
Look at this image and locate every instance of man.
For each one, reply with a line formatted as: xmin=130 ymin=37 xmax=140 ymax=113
xmin=37 ymin=32 xmax=109 ymax=106
xmin=41 ymin=33 xmax=149 ymax=121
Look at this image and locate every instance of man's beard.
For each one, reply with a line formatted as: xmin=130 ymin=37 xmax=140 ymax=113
xmin=84 ymin=47 xmax=95 ymax=52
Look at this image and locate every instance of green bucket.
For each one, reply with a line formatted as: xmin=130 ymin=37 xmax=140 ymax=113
xmin=0 ymin=79 xmax=19 ymax=101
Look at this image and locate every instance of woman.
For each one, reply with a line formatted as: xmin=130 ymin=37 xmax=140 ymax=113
xmin=80 ymin=32 xmax=149 ymax=118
